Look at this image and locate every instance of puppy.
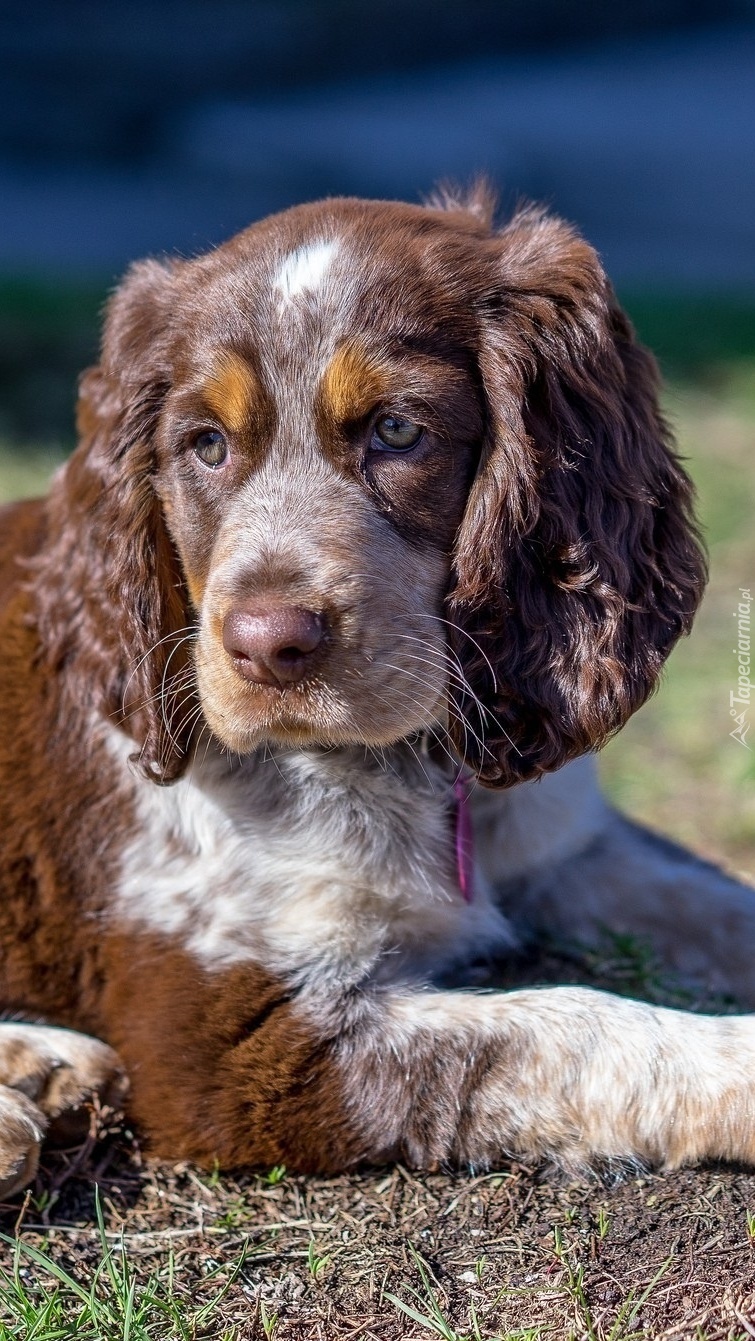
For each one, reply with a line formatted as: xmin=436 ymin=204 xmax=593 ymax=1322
xmin=1 ymin=187 xmax=754 ymax=1198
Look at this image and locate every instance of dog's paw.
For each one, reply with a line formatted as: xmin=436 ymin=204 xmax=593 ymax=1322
xmin=0 ymin=1085 xmax=47 ymax=1199
xmin=0 ymin=1023 xmax=128 ymax=1147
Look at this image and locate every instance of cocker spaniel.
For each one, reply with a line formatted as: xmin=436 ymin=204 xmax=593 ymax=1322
xmin=1 ymin=187 xmax=754 ymax=1197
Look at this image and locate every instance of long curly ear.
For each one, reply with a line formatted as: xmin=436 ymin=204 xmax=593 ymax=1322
xmin=448 ymin=207 xmax=707 ymax=787
xmin=33 ymin=259 xmax=194 ymax=784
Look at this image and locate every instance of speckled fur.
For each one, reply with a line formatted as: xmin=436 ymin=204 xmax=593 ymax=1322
xmin=1 ymin=191 xmax=754 ymax=1187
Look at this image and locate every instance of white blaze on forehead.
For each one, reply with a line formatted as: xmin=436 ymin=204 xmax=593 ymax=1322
xmin=275 ymin=240 xmax=339 ymax=305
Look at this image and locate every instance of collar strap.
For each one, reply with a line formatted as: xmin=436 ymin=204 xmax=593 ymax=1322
xmin=453 ymin=776 xmax=475 ymax=903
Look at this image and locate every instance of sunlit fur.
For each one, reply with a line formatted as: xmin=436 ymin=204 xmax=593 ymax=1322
xmin=3 ymin=191 xmax=754 ymax=1191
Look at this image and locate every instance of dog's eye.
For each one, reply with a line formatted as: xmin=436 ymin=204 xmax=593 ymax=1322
xmin=193 ymin=431 xmax=228 ymax=468
xmin=372 ymin=415 xmax=423 ymax=452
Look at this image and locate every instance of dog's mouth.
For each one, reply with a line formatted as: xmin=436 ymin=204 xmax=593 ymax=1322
xmin=194 ymin=635 xmax=449 ymax=754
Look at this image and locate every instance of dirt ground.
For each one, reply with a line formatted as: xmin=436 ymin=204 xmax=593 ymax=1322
xmin=3 ymin=1095 xmax=755 ymax=1339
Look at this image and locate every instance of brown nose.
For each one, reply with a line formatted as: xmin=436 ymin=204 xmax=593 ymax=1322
xmin=222 ymin=606 xmax=326 ymax=686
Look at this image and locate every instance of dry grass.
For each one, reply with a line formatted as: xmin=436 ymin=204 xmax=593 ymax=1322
xmin=4 ymin=1133 xmax=755 ymax=1338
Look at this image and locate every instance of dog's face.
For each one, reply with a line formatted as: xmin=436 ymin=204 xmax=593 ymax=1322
xmin=38 ymin=189 xmax=706 ymax=785
xmin=150 ymin=202 xmax=489 ymax=752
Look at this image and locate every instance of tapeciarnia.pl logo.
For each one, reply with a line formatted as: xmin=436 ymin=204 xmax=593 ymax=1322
xmin=730 ymin=587 xmax=752 ymax=749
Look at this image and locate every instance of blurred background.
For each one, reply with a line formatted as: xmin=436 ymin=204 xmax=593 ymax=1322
xmin=0 ymin=0 xmax=753 ymax=875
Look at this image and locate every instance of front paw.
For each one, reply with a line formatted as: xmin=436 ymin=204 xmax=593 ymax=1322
xmin=0 ymin=1086 xmax=47 ymax=1199
xmin=0 ymin=1023 xmax=128 ymax=1148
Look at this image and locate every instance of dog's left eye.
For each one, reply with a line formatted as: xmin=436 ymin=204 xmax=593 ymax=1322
xmin=193 ymin=431 xmax=228 ymax=468
xmin=371 ymin=415 xmax=423 ymax=452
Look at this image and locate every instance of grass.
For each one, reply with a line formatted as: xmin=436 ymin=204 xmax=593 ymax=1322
xmin=0 ymin=1186 xmax=250 ymax=1340
xmin=0 ymin=443 xmax=65 ymax=502
xmin=5 ymin=1159 xmax=754 ymax=1339
xmin=0 ymin=285 xmax=754 ymax=1338
xmin=0 ymin=1221 xmax=249 ymax=1340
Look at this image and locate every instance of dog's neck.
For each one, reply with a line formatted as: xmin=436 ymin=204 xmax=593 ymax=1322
xmin=109 ymin=725 xmax=512 ymax=988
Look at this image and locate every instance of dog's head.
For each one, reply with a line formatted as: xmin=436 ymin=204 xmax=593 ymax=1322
xmin=36 ymin=188 xmax=706 ymax=786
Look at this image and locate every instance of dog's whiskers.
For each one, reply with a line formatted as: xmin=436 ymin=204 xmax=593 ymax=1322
xmin=385 ymin=641 xmax=497 ymax=768
xmin=120 ymin=626 xmax=197 ymax=709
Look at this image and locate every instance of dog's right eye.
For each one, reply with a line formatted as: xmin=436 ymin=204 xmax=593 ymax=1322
xmin=193 ymin=431 xmax=228 ymax=468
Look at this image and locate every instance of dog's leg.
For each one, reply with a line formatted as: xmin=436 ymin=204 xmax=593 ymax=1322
xmin=474 ymin=757 xmax=755 ymax=1004
xmin=0 ymin=1024 xmax=127 ymax=1198
xmin=109 ymin=949 xmax=755 ymax=1174
xmin=324 ymin=985 xmax=755 ymax=1172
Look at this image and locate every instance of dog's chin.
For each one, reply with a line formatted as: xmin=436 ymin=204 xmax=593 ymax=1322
xmin=199 ymin=682 xmax=447 ymax=756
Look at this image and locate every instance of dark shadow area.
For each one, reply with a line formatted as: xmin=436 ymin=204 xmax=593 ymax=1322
xmin=2 ymin=0 xmax=746 ymax=167
xmin=0 ymin=4 xmax=753 ymax=285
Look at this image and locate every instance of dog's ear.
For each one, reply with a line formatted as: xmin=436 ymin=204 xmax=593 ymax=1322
xmin=34 ymin=259 xmax=194 ymax=784
xmin=448 ymin=207 xmax=706 ymax=786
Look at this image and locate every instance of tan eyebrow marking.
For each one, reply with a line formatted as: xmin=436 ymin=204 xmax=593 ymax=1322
xmin=320 ymin=342 xmax=390 ymax=423
xmin=202 ymin=353 xmax=262 ymax=434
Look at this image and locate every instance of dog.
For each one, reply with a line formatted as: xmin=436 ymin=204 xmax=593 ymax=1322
xmin=1 ymin=186 xmax=754 ymax=1198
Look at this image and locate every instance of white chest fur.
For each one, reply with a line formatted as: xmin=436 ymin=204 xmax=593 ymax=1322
xmin=112 ymin=734 xmax=513 ymax=988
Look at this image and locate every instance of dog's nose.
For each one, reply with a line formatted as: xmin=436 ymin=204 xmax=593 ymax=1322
xmin=222 ymin=606 xmax=326 ymax=686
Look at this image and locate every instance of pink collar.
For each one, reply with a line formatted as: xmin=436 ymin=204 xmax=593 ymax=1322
xmin=453 ymin=777 xmax=475 ymax=903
